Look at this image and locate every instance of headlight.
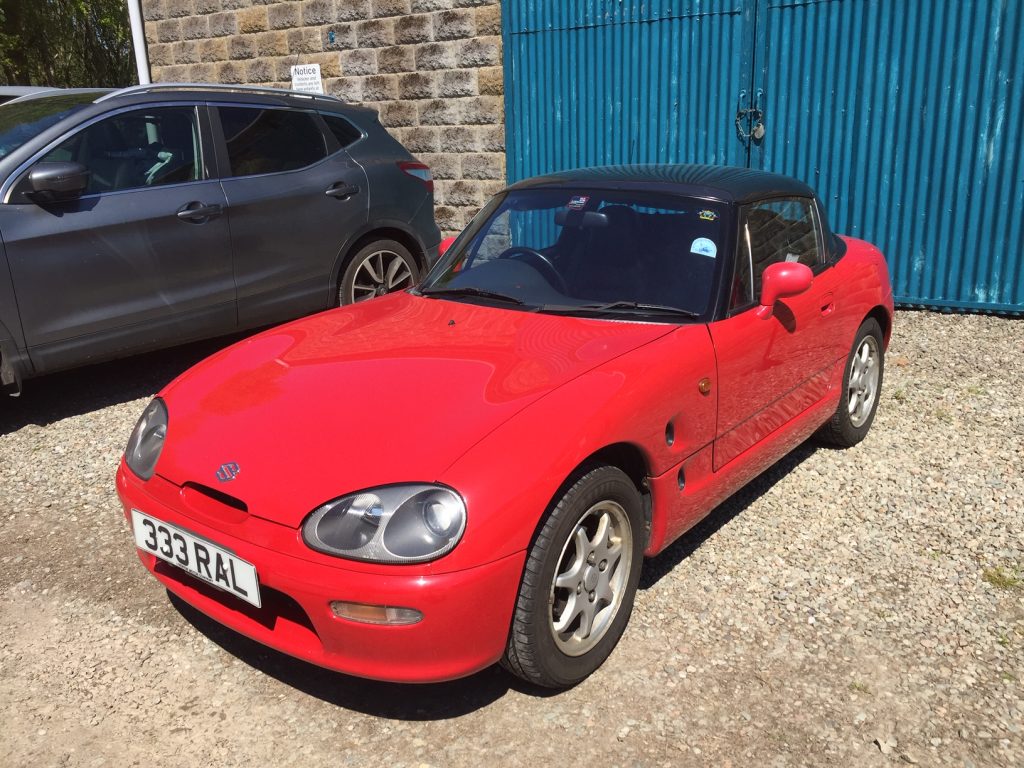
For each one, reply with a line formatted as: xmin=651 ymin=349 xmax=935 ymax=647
xmin=125 ymin=398 xmax=168 ymax=480
xmin=303 ymin=484 xmax=466 ymax=564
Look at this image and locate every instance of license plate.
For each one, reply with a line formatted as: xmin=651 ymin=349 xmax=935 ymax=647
xmin=132 ymin=509 xmax=261 ymax=608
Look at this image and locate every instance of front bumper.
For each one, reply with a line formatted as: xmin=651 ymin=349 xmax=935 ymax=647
xmin=116 ymin=461 xmax=524 ymax=683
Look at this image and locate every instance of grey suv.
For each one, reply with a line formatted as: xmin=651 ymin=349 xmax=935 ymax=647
xmin=0 ymin=84 xmax=440 ymax=394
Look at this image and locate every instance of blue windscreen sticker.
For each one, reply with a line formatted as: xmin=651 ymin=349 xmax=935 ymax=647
xmin=690 ymin=237 xmax=717 ymax=258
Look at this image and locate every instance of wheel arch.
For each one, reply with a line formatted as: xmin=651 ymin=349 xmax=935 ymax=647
xmin=866 ymin=304 xmax=893 ymax=348
xmin=330 ymin=223 xmax=430 ymax=296
xmin=532 ymin=442 xmax=654 ymax=553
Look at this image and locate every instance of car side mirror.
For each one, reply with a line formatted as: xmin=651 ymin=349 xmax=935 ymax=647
xmin=438 ymin=236 xmax=457 ymax=257
xmin=25 ymin=161 xmax=89 ymax=203
xmin=755 ymin=262 xmax=813 ymax=319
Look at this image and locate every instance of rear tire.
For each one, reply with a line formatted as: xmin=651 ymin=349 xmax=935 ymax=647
xmin=502 ymin=465 xmax=644 ymax=688
xmin=818 ymin=317 xmax=884 ymax=447
xmin=338 ymin=239 xmax=418 ymax=305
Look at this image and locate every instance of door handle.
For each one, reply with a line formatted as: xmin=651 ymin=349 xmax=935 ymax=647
xmin=176 ymin=202 xmax=223 ymax=222
xmin=820 ymin=292 xmax=835 ymax=317
xmin=325 ymin=183 xmax=360 ymax=200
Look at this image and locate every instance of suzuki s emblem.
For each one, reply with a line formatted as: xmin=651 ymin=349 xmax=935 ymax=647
xmin=215 ymin=462 xmax=240 ymax=482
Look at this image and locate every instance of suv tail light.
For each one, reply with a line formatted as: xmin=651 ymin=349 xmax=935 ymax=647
xmin=397 ymin=161 xmax=433 ymax=192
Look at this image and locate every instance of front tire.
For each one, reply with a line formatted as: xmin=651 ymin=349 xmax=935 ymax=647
xmin=338 ymin=239 xmax=418 ymax=305
xmin=818 ymin=317 xmax=884 ymax=447
xmin=502 ymin=465 xmax=644 ymax=688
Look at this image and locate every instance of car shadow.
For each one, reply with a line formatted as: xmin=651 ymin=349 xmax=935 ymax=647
xmin=0 ymin=334 xmax=246 ymax=434
xmin=167 ymin=593 xmax=555 ymax=719
xmin=639 ymin=440 xmax=819 ymax=589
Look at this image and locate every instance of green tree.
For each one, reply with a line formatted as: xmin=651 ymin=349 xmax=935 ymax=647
xmin=0 ymin=0 xmax=136 ymax=87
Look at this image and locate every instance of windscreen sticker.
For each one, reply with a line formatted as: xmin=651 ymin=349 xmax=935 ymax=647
xmin=691 ymin=237 xmax=718 ymax=258
xmin=698 ymin=209 xmax=719 ymax=222
xmin=785 ymin=252 xmax=800 ymax=263
xmin=567 ymin=195 xmax=589 ymax=210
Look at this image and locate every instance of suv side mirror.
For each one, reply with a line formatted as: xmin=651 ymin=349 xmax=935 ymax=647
xmin=756 ymin=262 xmax=813 ymax=319
xmin=25 ymin=161 xmax=89 ymax=203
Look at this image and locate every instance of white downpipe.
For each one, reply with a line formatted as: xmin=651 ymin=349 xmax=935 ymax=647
xmin=126 ymin=0 xmax=151 ymax=84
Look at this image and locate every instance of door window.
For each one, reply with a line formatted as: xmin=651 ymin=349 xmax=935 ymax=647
xmin=731 ymin=197 xmax=820 ymax=311
xmin=38 ymin=106 xmax=201 ymax=195
xmin=321 ymin=113 xmax=363 ymax=149
xmin=218 ymin=107 xmax=327 ymax=176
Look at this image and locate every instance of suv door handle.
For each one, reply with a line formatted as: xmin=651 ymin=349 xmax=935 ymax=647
xmin=176 ymin=202 xmax=223 ymax=222
xmin=325 ymin=183 xmax=359 ymax=200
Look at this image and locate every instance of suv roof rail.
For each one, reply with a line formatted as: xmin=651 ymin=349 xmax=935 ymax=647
xmin=94 ymin=83 xmax=344 ymax=104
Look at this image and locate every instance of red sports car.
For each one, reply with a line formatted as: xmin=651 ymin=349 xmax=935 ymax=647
xmin=118 ymin=165 xmax=893 ymax=688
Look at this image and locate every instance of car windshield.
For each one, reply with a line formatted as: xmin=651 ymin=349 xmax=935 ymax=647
xmin=421 ymin=188 xmax=728 ymax=319
xmin=0 ymin=92 xmax=97 ymax=160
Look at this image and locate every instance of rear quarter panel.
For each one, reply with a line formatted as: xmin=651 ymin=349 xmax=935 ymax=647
xmin=833 ymin=236 xmax=895 ymax=358
xmin=348 ymin=122 xmax=432 ymax=225
xmin=346 ymin=118 xmax=440 ymax=257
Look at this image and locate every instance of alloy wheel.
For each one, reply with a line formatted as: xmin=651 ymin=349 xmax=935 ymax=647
xmin=548 ymin=500 xmax=633 ymax=657
xmin=847 ymin=334 xmax=880 ymax=428
xmin=348 ymin=249 xmax=415 ymax=303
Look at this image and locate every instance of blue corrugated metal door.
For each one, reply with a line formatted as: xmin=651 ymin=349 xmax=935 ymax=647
xmin=753 ymin=0 xmax=1023 ymax=312
xmin=503 ymin=0 xmax=1024 ymax=313
xmin=502 ymin=1 xmax=757 ymax=179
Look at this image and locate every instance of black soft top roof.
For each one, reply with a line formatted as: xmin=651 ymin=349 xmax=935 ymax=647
xmin=507 ymin=164 xmax=816 ymax=204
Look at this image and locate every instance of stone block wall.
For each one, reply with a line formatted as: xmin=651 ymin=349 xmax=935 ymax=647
xmin=141 ymin=0 xmax=505 ymax=233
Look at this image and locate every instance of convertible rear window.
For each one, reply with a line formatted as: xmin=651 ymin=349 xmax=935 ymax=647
xmin=422 ymin=188 xmax=727 ymax=318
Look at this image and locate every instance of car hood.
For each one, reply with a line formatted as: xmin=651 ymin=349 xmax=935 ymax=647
xmin=156 ymin=291 xmax=674 ymax=527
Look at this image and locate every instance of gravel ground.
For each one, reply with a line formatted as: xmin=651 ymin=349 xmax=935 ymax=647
xmin=0 ymin=310 xmax=1021 ymax=767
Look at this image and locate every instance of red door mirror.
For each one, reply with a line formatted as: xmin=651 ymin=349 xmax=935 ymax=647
xmin=438 ymin=236 xmax=457 ymax=257
xmin=756 ymin=262 xmax=813 ymax=319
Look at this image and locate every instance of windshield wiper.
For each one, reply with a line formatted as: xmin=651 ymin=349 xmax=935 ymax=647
xmin=420 ymin=286 xmax=525 ymax=305
xmin=541 ymin=301 xmax=699 ymax=318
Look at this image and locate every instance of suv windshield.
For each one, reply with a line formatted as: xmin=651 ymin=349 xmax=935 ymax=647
xmin=421 ymin=188 xmax=728 ymax=319
xmin=0 ymin=92 xmax=98 ymax=160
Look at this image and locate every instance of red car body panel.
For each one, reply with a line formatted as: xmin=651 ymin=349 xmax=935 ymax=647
xmin=153 ymin=290 xmax=675 ymax=536
xmin=118 ymin=464 xmax=524 ymax=682
xmin=117 ymin=212 xmax=893 ymax=683
xmin=441 ymin=323 xmax=719 ymax=563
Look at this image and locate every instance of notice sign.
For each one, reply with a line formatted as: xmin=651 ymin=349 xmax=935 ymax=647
xmin=290 ymin=63 xmax=324 ymax=94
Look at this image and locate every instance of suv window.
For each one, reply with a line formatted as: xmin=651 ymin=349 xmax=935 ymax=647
xmin=322 ymin=113 xmax=362 ymax=149
xmin=219 ymin=106 xmax=327 ymax=176
xmin=38 ymin=106 xmax=201 ymax=195
xmin=731 ymin=197 xmax=820 ymax=310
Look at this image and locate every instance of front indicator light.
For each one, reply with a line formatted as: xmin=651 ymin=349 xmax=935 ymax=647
xmin=330 ymin=601 xmax=423 ymax=626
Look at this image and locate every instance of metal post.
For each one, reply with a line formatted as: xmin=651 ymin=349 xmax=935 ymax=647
xmin=126 ymin=0 xmax=151 ymax=85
